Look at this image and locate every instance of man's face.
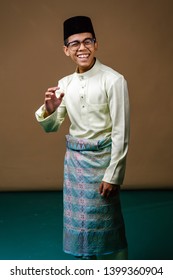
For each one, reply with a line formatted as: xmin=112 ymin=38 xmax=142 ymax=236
xmin=63 ymin=32 xmax=98 ymax=73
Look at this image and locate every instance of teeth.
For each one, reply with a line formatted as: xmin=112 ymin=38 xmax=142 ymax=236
xmin=78 ymin=54 xmax=89 ymax=58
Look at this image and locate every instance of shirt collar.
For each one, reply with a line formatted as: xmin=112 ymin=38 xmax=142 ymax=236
xmin=74 ymin=58 xmax=100 ymax=79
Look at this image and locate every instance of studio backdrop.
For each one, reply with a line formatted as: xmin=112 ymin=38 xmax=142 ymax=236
xmin=0 ymin=0 xmax=173 ymax=191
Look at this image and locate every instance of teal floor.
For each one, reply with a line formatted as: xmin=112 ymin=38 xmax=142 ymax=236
xmin=0 ymin=190 xmax=172 ymax=260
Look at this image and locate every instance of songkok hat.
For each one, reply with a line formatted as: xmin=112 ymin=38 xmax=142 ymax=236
xmin=63 ymin=16 xmax=96 ymax=41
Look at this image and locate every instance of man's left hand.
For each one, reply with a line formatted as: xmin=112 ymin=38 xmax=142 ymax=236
xmin=99 ymin=181 xmax=119 ymax=198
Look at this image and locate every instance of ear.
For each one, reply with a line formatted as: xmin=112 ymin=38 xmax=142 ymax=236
xmin=94 ymin=41 xmax=98 ymax=51
xmin=63 ymin=46 xmax=70 ymax=57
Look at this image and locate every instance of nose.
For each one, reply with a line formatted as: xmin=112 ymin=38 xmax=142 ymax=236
xmin=78 ymin=42 xmax=86 ymax=50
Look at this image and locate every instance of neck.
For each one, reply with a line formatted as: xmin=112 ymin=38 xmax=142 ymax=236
xmin=77 ymin=58 xmax=96 ymax=73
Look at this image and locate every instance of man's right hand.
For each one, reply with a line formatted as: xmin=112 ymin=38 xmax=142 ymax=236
xmin=44 ymin=86 xmax=64 ymax=117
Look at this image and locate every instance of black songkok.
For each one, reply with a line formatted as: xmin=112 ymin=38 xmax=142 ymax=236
xmin=63 ymin=16 xmax=96 ymax=41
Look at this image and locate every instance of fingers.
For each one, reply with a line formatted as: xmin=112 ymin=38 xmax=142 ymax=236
xmin=45 ymin=86 xmax=59 ymax=99
xmin=44 ymin=86 xmax=64 ymax=115
xmin=99 ymin=181 xmax=109 ymax=197
xmin=46 ymin=87 xmax=65 ymax=101
xmin=45 ymin=92 xmax=54 ymax=101
xmin=47 ymin=86 xmax=59 ymax=92
xmin=99 ymin=182 xmax=119 ymax=198
xmin=101 ymin=187 xmax=110 ymax=198
xmin=99 ymin=181 xmax=104 ymax=195
xmin=45 ymin=87 xmax=62 ymax=101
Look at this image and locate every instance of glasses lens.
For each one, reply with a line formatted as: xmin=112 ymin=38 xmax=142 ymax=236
xmin=84 ymin=38 xmax=95 ymax=46
xmin=68 ymin=38 xmax=95 ymax=50
xmin=68 ymin=41 xmax=80 ymax=50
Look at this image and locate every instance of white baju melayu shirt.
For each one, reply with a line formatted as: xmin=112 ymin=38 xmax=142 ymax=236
xmin=35 ymin=59 xmax=130 ymax=185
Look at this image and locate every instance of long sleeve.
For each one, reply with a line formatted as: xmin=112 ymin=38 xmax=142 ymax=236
xmin=102 ymin=76 xmax=130 ymax=185
xmin=35 ymin=100 xmax=67 ymax=133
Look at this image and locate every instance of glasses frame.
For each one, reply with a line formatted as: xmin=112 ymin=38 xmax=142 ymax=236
xmin=66 ymin=38 xmax=96 ymax=51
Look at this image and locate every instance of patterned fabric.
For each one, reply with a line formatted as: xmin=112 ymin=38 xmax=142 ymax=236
xmin=63 ymin=135 xmax=127 ymax=257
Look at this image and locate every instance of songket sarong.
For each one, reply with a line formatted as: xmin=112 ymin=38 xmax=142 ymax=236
xmin=63 ymin=135 xmax=127 ymax=257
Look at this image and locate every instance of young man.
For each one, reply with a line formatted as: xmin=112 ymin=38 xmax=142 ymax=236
xmin=35 ymin=16 xmax=130 ymax=260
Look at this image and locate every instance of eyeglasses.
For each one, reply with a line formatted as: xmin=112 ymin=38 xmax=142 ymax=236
xmin=66 ymin=38 xmax=96 ymax=51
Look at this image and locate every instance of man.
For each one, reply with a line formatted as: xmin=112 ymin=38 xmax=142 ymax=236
xmin=35 ymin=16 xmax=130 ymax=260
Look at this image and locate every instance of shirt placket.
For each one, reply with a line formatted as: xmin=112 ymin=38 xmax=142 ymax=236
xmin=79 ymin=76 xmax=87 ymax=122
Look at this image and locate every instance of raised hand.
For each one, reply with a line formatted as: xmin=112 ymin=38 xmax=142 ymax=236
xmin=44 ymin=86 xmax=64 ymax=117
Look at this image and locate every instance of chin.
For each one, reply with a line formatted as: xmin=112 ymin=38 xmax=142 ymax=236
xmin=79 ymin=60 xmax=92 ymax=67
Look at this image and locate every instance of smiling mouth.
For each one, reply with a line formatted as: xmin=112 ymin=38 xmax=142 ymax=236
xmin=77 ymin=54 xmax=90 ymax=59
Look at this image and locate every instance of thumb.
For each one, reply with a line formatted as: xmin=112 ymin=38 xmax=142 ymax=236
xmin=59 ymin=93 xmax=64 ymax=99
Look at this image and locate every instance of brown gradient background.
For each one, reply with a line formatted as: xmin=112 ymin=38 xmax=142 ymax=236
xmin=0 ymin=0 xmax=173 ymax=191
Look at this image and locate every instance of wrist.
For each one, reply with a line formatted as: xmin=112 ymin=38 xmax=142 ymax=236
xmin=43 ymin=110 xmax=54 ymax=118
